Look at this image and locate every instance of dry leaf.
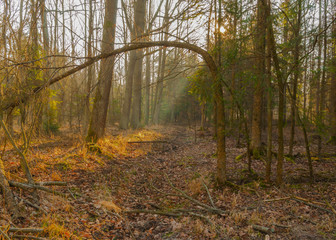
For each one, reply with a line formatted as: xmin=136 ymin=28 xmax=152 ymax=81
xmin=98 ymin=200 xmax=122 ymax=213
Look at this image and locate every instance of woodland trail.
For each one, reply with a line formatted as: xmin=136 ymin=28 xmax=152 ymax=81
xmin=1 ymin=125 xmax=336 ymax=239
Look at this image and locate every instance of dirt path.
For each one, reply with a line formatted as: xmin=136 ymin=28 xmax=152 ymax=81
xmin=1 ymin=125 xmax=336 ymax=239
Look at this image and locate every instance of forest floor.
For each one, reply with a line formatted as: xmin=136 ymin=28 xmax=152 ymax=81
xmin=1 ymin=125 xmax=336 ymax=239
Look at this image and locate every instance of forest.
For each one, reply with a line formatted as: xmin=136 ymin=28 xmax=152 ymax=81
xmin=0 ymin=0 xmax=335 ymax=239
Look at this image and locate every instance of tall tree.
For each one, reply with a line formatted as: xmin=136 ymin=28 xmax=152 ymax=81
xmin=86 ymin=0 xmax=118 ymax=143
xmin=120 ymin=0 xmax=147 ymax=129
xmin=251 ymin=0 xmax=267 ymax=158
xmin=152 ymin=0 xmax=170 ymax=125
xmin=84 ymin=0 xmax=95 ymax=131
xmin=130 ymin=0 xmax=147 ymax=128
xmin=289 ymin=0 xmax=302 ymax=157
xmin=330 ymin=9 xmax=336 ymax=144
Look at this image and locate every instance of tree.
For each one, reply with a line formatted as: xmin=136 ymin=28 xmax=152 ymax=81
xmin=251 ymin=0 xmax=267 ymax=158
xmin=86 ymin=0 xmax=118 ymax=143
xmin=330 ymin=9 xmax=336 ymax=144
xmin=288 ymin=0 xmax=302 ymax=157
xmin=130 ymin=0 xmax=147 ymax=128
xmin=120 ymin=0 xmax=147 ymax=129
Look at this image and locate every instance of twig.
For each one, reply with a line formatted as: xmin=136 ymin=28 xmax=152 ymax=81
xmin=14 ymin=194 xmax=48 ymax=214
xmin=293 ymin=196 xmax=326 ymax=206
xmin=127 ymin=140 xmax=168 ymax=144
xmin=12 ymin=235 xmax=47 ymax=240
xmin=263 ymin=197 xmax=290 ymax=202
xmin=252 ymin=224 xmax=275 ymax=234
xmin=125 ymin=209 xmax=182 ymax=217
xmin=35 ymin=181 xmax=67 ymax=186
xmin=164 ymin=174 xmax=225 ymax=215
xmin=325 ymin=200 xmax=336 ymax=215
xmin=8 ymin=228 xmax=43 ymax=233
xmin=67 ymin=188 xmax=76 ymax=199
xmin=291 ymin=197 xmax=335 ymax=215
xmin=0 ymin=228 xmax=11 ymax=240
xmin=202 ymin=179 xmax=216 ymax=208
xmin=8 ymin=181 xmax=66 ymax=197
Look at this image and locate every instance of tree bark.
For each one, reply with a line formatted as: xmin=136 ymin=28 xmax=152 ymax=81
xmin=265 ymin=0 xmax=272 ymax=182
xmin=330 ymin=12 xmax=336 ymax=143
xmin=86 ymin=0 xmax=118 ymax=142
xmin=289 ymin=0 xmax=302 ymax=157
xmin=251 ymin=0 xmax=266 ymax=158
xmin=0 ymin=157 xmax=18 ymax=217
xmin=84 ymin=0 xmax=95 ymax=132
xmin=130 ymin=0 xmax=147 ymax=129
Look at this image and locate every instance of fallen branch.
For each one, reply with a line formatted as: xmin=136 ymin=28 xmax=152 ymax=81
xmin=202 ymin=179 xmax=216 ymax=208
xmin=291 ymin=197 xmax=335 ymax=215
xmin=252 ymin=224 xmax=275 ymax=234
xmin=35 ymin=181 xmax=67 ymax=186
xmin=8 ymin=181 xmax=66 ymax=197
xmin=127 ymin=141 xmax=168 ymax=144
xmin=12 ymin=235 xmax=47 ymax=240
xmin=263 ymin=197 xmax=290 ymax=202
xmin=0 ymin=228 xmax=11 ymax=240
xmin=164 ymin=174 xmax=225 ymax=215
xmin=124 ymin=209 xmax=182 ymax=217
xmin=14 ymin=194 xmax=48 ymax=214
xmin=325 ymin=200 xmax=336 ymax=215
xmin=8 ymin=228 xmax=43 ymax=233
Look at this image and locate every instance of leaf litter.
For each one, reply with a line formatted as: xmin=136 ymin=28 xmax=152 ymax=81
xmin=0 ymin=125 xmax=335 ymax=239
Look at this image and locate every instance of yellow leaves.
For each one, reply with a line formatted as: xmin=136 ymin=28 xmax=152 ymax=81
xmin=188 ymin=178 xmax=203 ymax=195
xmin=42 ymin=215 xmax=72 ymax=239
xmin=98 ymin=129 xmax=162 ymax=158
xmin=96 ymin=200 xmax=122 ymax=213
xmin=51 ymin=172 xmax=62 ymax=181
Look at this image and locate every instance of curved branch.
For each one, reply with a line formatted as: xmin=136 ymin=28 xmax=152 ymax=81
xmin=1 ymin=41 xmax=217 ymax=112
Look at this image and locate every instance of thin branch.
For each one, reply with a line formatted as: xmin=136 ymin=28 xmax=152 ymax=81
xmin=202 ymin=179 xmax=216 ymax=208
xmin=0 ymin=228 xmax=11 ymax=240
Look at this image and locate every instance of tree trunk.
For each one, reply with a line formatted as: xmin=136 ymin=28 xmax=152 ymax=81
xmin=251 ymin=0 xmax=266 ymax=158
xmin=317 ymin=0 xmax=328 ymax=158
xmin=120 ymin=51 xmax=136 ymax=129
xmin=265 ymin=0 xmax=272 ymax=182
xmin=84 ymin=0 xmax=95 ymax=132
xmin=330 ymin=12 xmax=336 ymax=143
xmin=86 ymin=0 xmax=118 ymax=142
xmin=0 ymin=157 xmax=18 ymax=217
xmin=130 ymin=0 xmax=146 ymax=129
xmin=289 ymin=0 xmax=302 ymax=157
xmin=144 ymin=52 xmax=151 ymax=125
xmin=266 ymin=5 xmax=285 ymax=184
xmin=216 ymin=0 xmax=226 ymax=184
xmin=152 ymin=0 xmax=170 ymax=125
